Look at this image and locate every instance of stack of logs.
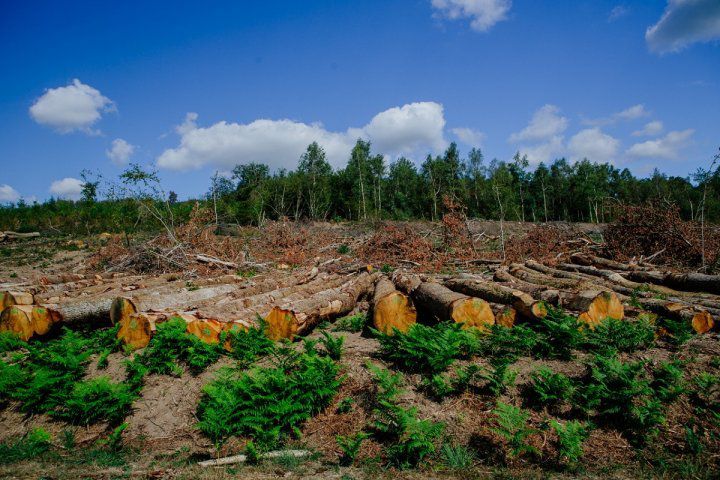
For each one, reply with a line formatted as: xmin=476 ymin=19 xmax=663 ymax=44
xmin=1 ymin=253 xmax=717 ymax=349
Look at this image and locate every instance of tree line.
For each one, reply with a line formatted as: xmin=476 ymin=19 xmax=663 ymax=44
xmin=2 ymin=140 xmax=719 ymax=234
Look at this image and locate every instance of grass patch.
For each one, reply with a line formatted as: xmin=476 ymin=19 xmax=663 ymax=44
xmin=0 ymin=428 xmax=52 ymax=465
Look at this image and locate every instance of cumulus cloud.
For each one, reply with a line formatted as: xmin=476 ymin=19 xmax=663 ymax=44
xmin=0 ymin=184 xmax=20 ymax=203
xmin=106 ymin=138 xmax=135 ymax=165
xmin=568 ymin=128 xmax=620 ymax=162
xmin=517 ymin=136 xmax=565 ymax=165
xmin=49 ymin=177 xmax=83 ymax=200
xmin=157 ymin=102 xmax=448 ymax=171
xmin=609 ymin=5 xmax=630 ymax=21
xmin=431 ymin=0 xmax=512 ymax=32
xmin=632 ymin=120 xmax=664 ymax=137
xmin=583 ymin=104 xmax=649 ymax=126
xmin=626 ymin=129 xmax=694 ymax=159
xmin=509 ymin=105 xmax=568 ymax=143
xmin=451 ymin=127 xmax=486 ymax=146
xmin=646 ymin=0 xmax=720 ymax=53
xmin=29 ymin=79 xmax=115 ymax=134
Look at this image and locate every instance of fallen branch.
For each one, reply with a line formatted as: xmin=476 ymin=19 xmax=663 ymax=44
xmin=198 ymin=449 xmax=311 ymax=467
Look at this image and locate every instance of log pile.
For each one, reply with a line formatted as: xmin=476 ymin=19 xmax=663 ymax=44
xmin=1 ymin=253 xmax=718 ymax=347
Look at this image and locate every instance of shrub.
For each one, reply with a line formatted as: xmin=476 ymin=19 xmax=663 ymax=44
xmin=0 ymin=428 xmax=52 ymax=465
xmin=550 ymin=419 xmax=590 ymax=467
xmin=336 ymin=432 xmax=367 ymax=466
xmin=575 ymin=354 xmax=665 ymax=444
xmin=0 ymin=331 xmax=26 ymax=353
xmin=0 ymin=360 xmax=25 ymax=405
xmin=318 ymin=331 xmax=344 ymax=360
xmin=134 ymin=317 xmax=222 ymax=376
xmin=532 ymin=306 xmax=582 ymax=360
xmin=421 ymin=364 xmax=481 ymax=399
xmin=58 ymin=377 xmax=136 ymax=425
xmin=528 ymin=367 xmax=574 ymax=408
xmin=477 ymin=324 xmax=537 ymax=361
xmin=374 ymin=322 xmax=479 ymax=374
xmin=334 ymin=313 xmax=366 ymax=333
xmin=491 ymin=402 xmax=537 ymax=458
xmin=367 ymin=363 xmax=443 ymax=468
xmin=440 ymin=443 xmax=475 ymax=470
xmin=197 ymin=344 xmax=341 ymax=448
xmin=651 ymin=360 xmax=685 ymax=403
xmin=583 ymin=317 xmax=655 ymax=354
xmin=225 ymin=320 xmax=275 ymax=367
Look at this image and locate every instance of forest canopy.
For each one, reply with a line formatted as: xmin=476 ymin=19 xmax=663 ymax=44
xmin=2 ymin=140 xmax=719 ymax=234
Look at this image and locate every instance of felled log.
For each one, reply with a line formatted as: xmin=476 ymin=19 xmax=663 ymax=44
xmin=444 ymin=276 xmax=547 ymax=321
xmin=117 ymin=311 xmax=228 ymax=350
xmin=110 ymin=284 xmax=239 ymax=325
xmin=565 ymin=290 xmax=624 ymax=328
xmin=494 ymin=305 xmax=517 ymax=328
xmin=569 ymin=253 xmax=638 ymax=271
xmin=0 ymin=305 xmax=60 ymax=341
xmin=625 ymin=271 xmax=720 ymax=296
xmin=264 ymin=272 xmax=378 ymax=340
xmin=198 ymin=450 xmax=311 ymax=467
xmin=371 ymin=276 xmax=417 ymax=334
xmin=0 ymin=231 xmax=40 ymax=241
xmin=525 ymin=260 xmax=637 ymax=296
xmin=1 ymin=291 xmax=34 ymax=309
xmin=635 ymin=299 xmax=714 ymax=334
xmin=392 ymin=272 xmax=495 ymax=330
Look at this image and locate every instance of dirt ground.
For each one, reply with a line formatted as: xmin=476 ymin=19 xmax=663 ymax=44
xmin=1 ymin=221 xmax=718 ymax=479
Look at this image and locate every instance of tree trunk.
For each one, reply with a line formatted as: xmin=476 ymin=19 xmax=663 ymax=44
xmin=392 ymin=273 xmax=495 ymax=330
xmin=444 ymin=276 xmax=547 ymax=321
xmin=117 ymin=311 xmax=228 ymax=350
xmin=565 ymin=290 xmax=624 ymax=328
xmin=371 ymin=276 xmax=417 ymax=335
xmin=625 ymin=271 xmax=720 ymax=295
xmin=264 ymin=272 xmax=378 ymax=340
xmin=637 ymin=299 xmax=714 ymax=334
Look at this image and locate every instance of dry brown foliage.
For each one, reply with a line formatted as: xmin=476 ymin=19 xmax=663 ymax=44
xmin=504 ymin=224 xmax=581 ymax=264
xmin=605 ymin=203 xmax=720 ymax=269
xmin=357 ymin=223 xmax=438 ymax=269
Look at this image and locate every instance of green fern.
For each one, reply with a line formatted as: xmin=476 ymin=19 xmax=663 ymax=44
xmin=491 ymin=402 xmax=537 ymax=458
xmin=336 ymin=432 xmax=368 ymax=466
xmin=318 ymin=331 xmax=344 ymax=360
xmin=0 ymin=428 xmax=52 ymax=465
xmin=583 ymin=317 xmax=655 ymax=354
xmin=550 ymin=419 xmax=590 ymax=467
xmin=528 ymin=367 xmax=574 ymax=408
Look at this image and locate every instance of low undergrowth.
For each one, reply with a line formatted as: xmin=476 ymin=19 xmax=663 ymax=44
xmin=196 ymin=340 xmax=342 ymax=448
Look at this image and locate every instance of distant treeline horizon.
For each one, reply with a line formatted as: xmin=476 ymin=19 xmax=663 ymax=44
xmin=2 ymin=140 xmax=719 ymax=234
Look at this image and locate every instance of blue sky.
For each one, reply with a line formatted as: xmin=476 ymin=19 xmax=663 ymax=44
xmin=1 ymin=0 xmax=719 ymax=202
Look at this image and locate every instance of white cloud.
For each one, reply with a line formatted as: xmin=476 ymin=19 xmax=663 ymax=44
xmin=509 ymin=104 xmax=568 ymax=143
xmin=29 ymin=79 xmax=115 ymax=134
xmin=632 ymin=120 xmax=664 ymax=137
xmin=106 ymin=138 xmax=135 ymax=165
xmin=646 ymin=0 xmax=720 ymax=53
xmin=568 ymin=128 xmax=620 ymax=162
xmin=626 ymin=129 xmax=694 ymax=159
xmin=517 ymin=136 xmax=565 ymax=165
xmin=0 ymin=184 xmax=20 ymax=203
xmin=451 ymin=127 xmax=486 ymax=146
xmin=157 ymin=102 xmax=448 ymax=171
xmin=49 ymin=177 xmax=83 ymax=200
xmin=609 ymin=5 xmax=629 ymax=21
xmin=431 ymin=0 xmax=512 ymax=32
xmin=583 ymin=104 xmax=649 ymax=126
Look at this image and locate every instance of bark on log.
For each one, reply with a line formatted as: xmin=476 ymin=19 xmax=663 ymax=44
xmin=444 ymin=276 xmax=547 ymax=321
xmin=391 ymin=273 xmax=495 ymax=330
xmin=0 ymin=231 xmax=40 ymax=240
xmin=371 ymin=276 xmax=417 ymax=335
xmin=635 ymin=299 xmax=714 ymax=334
xmin=625 ymin=271 xmax=720 ymax=295
xmin=0 ymin=305 xmax=60 ymax=341
xmin=525 ymin=260 xmax=637 ymax=296
xmin=1 ymin=291 xmax=34 ymax=309
xmin=264 ymin=272 xmax=378 ymax=340
xmin=110 ymin=284 xmax=239 ymax=325
xmin=569 ymin=253 xmax=641 ymax=272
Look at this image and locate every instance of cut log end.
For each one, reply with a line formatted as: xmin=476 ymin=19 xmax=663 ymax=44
xmin=117 ymin=312 xmax=155 ymax=350
xmin=576 ymin=291 xmax=624 ymax=329
xmin=495 ymin=306 xmax=517 ymax=328
xmin=185 ymin=317 xmax=224 ymax=344
xmin=691 ymin=311 xmax=714 ymax=334
xmin=1 ymin=291 xmax=35 ymax=309
xmin=373 ymin=291 xmax=417 ymax=335
xmin=449 ymin=297 xmax=495 ymax=331
xmin=264 ymin=307 xmax=299 ymax=340
xmin=0 ymin=304 xmax=57 ymax=341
